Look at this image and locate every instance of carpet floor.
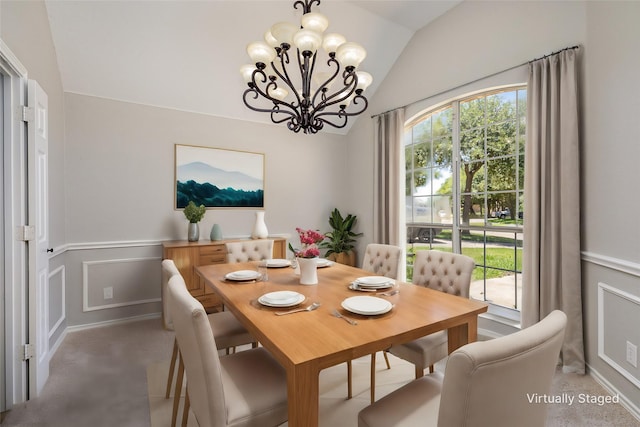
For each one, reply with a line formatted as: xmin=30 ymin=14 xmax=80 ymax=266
xmin=1 ymin=318 xmax=637 ymax=427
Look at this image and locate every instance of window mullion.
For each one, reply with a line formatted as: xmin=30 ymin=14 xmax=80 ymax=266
xmin=452 ymin=101 xmax=461 ymax=254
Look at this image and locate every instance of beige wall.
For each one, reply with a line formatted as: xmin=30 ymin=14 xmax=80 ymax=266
xmin=347 ymin=0 xmax=640 ymax=416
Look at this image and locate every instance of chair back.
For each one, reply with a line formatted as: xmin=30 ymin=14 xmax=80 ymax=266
xmin=161 ymin=259 xmax=181 ymax=330
xmin=437 ymin=310 xmax=567 ymax=427
xmin=412 ymin=250 xmax=475 ymax=297
xmin=226 ymin=239 xmax=274 ymax=263
xmin=361 ymin=244 xmax=402 ymax=279
xmin=168 ymin=274 xmax=226 ymax=427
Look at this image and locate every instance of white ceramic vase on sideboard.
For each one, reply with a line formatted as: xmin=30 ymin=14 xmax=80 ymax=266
xmin=251 ymin=211 xmax=269 ymax=239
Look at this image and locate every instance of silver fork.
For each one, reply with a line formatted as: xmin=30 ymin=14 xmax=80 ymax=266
xmin=274 ymin=302 xmax=321 ymax=316
xmin=379 ymin=289 xmax=399 ymax=297
xmin=331 ymin=309 xmax=358 ymax=325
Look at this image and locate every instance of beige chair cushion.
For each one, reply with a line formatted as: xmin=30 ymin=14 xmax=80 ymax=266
xmin=161 ymin=259 xmax=181 ymax=330
xmin=358 ymin=373 xmax=443 ymax=427
xmin=388 ymin=330 xmax=447 ymax=370
xmin=209 ymin=311 xmax=254 ymax=350
xmin=226 ymin=240 xmax=274 ymax=263
xmin=168 ymin=274 xmax=288 ymax=427
xmin=412 ymin=250 xmax=475 ymax=297
xmin=361 ymin=244 xmax=402 ymax=279
xmin=359 ymin=310 xmax=567 ymax=427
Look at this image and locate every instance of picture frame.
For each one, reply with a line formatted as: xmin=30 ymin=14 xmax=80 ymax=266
xmin=175 ymin=144 xmax=264 ymax=209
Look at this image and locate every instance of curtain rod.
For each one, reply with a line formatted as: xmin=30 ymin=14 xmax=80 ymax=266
xmin=371 ymin=45 xmax=580 ymax=119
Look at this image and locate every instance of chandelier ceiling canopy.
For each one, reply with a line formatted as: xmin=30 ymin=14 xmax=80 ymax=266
xmin=241 ymin=0 xmax=372 ymax=134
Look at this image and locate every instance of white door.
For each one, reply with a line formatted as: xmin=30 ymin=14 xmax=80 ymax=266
xmin=27 ymin=79 xmax=49 ymax=396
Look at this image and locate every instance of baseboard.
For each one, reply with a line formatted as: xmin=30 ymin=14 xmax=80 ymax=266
xmin=588 ymin=364 xmax=640 ymax=423
xmin=65 ymin=312 xmax=161 ymax=333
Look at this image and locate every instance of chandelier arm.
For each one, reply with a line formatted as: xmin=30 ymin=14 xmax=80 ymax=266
xmin=313 ymin=70 xmax=358 ymax=114
xmin=271 ymin=49 xmax=302 ymax=108
xmin=313 ymin=94 xmax=369 ymax=127
xmin=310 ymin=58 xmax=340 ymax=108
xmin=293 ymin=0 xmax=321 ymax=14
xmin=242 ymin=87 xmax=300 ymax=123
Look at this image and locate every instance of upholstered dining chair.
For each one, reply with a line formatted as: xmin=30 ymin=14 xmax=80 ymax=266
xmin=225 ymin=239 xmax=274 ymax=263
xmin=161 ymin=259 xmax=256 ymax=427
xmin=168 ymin=274 xmax=289 ymax=427
xmin=358 ymin=310 xmax=567 ymax=427
xmin=346 ymin=243 xmax=403 ymax=403
xmin=388 ymin=250 xmax=475 ymax=379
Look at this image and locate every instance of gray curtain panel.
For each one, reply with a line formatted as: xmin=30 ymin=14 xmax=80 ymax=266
xmin=373 ymin=109 xmax=404 ymax=248
xmin=523 ymin=47 xmax=585 ymax=374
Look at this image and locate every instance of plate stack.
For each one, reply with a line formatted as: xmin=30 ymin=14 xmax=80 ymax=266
xmin=342 ymin=296 xmax=393 ymax=315
xmin=351 ymin=276 xmax=394 ymax=291
xmin=258 ymin=291 xmax=305 ymax=307
xmin=225 ymin=270 xmax=261 ymax=281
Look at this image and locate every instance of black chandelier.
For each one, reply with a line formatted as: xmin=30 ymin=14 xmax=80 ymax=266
xmin=241 ymin=0 xmax=372 ymax=134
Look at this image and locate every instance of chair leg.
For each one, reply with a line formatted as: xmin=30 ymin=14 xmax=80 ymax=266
xmin=181 ymin=389 xmax=190 ymax=427
xmin=347 ymin=360 xmax=353 ymax=399
xmin=383 ymin=351 xmax=391 ymax=369
xmin=171 ymin=355 xmax=185 ymax=427
xmin=415 ymin=364 xmax=424 ymax=379
xmin=370 ymin=352 xmax=376 ymax=404
xmin=429 ymin=364 xmax=435 ymax=374
xmin=165 ymin=338 xmax=179 ymax=399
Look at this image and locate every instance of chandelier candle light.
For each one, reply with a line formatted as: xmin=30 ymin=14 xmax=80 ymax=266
xmin=241 ymin=0 xmax=372 ymax=134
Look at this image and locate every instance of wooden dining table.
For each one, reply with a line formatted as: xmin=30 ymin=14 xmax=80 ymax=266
xmin=196 ymin=260 xmax=488 ymax=427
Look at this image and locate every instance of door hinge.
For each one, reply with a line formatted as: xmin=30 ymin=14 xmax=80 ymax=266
xmin=23 ymin=344 xmax=35 ymax=361
xmin=21 ymin=105 xmax=34 ymax=123
xmin=16 ymin=225 xmax=36 ymax=241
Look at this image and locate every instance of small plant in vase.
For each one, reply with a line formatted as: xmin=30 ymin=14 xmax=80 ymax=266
xmin=289 ymin=228 xmax=325 ymax=285
xmin=184 ymin=201 xmax=206 ymax=242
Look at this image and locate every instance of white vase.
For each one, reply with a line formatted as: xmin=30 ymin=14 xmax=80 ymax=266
xmin=297 ymin=257 xmax=318 ymax=285
xmin=251 ymin=211 xmax=269 ymax=239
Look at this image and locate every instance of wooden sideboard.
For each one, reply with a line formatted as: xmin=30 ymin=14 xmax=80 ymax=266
xmin=162 ymin=237 xmax=286 ymax=312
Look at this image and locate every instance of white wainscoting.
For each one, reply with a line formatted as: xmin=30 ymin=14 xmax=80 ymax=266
xmin=82 ymin=256 xmax=162 ymax=312
xmin=48 ymin=265 xmax=65 ymax=339
xmin=597 ymin=282 xmax=640 ymax=389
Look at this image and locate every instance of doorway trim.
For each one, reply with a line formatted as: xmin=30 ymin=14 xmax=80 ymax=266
xmin=1 ymin=38 xmax=29 ymax=410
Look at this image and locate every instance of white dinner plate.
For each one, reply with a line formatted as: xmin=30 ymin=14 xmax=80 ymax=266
xmin=225 ymin=270 xmax=261 ymax=281
xmin=316 ymin=258 xmax=334 ymax=268
xmin=353 ymin=276 xmax=394 ymax=289
xmin=258 ymin=291 xmax=305 ymax=307
xmin=265 ymin=259 xmax=292 ymax=268
xmin=349 ymin=282 xmax=394 ymax=292
xmin=341 ymin=296 xmax=393 ymax=316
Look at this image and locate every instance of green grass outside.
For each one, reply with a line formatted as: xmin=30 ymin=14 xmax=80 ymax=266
xmin=407 ymin=245 xmax=522 ymax=282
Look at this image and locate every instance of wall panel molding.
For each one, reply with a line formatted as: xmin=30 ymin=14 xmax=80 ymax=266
xmin=597 ymin=282 xmax=640 ymax=389
xmin=48 ymin=265 xmax=65 ymax=338
xmin=82 ymin=256 xmax=161 ymax=312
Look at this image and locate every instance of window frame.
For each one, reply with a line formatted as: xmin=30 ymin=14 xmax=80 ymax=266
xmin=404 ymin=79 xmax=527 ymax=322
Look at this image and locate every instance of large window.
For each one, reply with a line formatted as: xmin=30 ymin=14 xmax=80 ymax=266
xmin=405 ymin=86 xmax=526 ymax=317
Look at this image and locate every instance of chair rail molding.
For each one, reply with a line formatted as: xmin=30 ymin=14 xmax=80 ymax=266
xmin=582 ymin=251 xmax=640 ymax=278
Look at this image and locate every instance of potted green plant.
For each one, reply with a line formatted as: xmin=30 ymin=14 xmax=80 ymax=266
xmin=184 ymin=201 xmax=206 ymax=242
xmin=319 ymin=208 xmax=362 ymax=266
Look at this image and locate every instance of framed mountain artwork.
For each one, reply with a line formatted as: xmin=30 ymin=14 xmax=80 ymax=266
xmin=175 ymin=144 xmax=264 ymax=209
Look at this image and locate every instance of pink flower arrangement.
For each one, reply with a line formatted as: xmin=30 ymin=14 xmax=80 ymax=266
xmin=289 ymin=227 xmax=325 ymax=258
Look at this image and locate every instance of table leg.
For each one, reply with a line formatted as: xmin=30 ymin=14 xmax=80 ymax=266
xmin=287 ymin=361 xmax=319 ymax=427
xmin=447 ymin=316 xmax=478 ymax=354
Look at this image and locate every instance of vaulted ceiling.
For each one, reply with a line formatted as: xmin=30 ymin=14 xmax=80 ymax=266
xmin=44 ymin=0 xmax=461 ymax=134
